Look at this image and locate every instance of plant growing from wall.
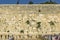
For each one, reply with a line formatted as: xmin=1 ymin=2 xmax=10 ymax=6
xmin=49 ymin=21 xmax=55 ymax=33
xmin=49 ymin=21 xmax=55 ymax=26
xmin=26 ymin=20 xmax=30 ymax=24
xmin=20 ymin=30 xmax=24 ymax=33
xmin=38 ymin=10 xmax=41 ymax=12
xmin=7 ymin=30 xmax=10 ymax=32
xmin=37 ymin=22 xmax=41 ymax=28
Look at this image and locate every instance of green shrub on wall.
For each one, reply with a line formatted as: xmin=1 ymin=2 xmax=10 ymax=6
xmin=20 ymin=30 xmax=24 ymax=33
xmin=26 ymin=20 xmax=30 ymax=24
xmin=37 ymin=22 xmax=41 ymax=28
xmin=49 ymin=21 xmax=55 ymax=25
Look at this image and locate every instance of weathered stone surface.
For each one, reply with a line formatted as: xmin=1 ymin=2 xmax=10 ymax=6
xmin=0 ymin=4 xmax=60 ymax=40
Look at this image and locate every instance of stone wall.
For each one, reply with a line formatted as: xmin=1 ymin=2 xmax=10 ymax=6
xmin=0 ymin=4 xmax=60 ymax=40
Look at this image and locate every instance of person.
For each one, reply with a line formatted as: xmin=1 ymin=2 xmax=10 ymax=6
xmin=8 ymin=36 xmax=14 ymax=40
xmin=58 ymin=33 xmax=60 ymax=40
xmin=55 ymin=36 xmax=58 ymax=40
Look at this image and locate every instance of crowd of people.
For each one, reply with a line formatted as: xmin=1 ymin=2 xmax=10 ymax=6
xmin=43 ymin=34 xmax=60 ymax=40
